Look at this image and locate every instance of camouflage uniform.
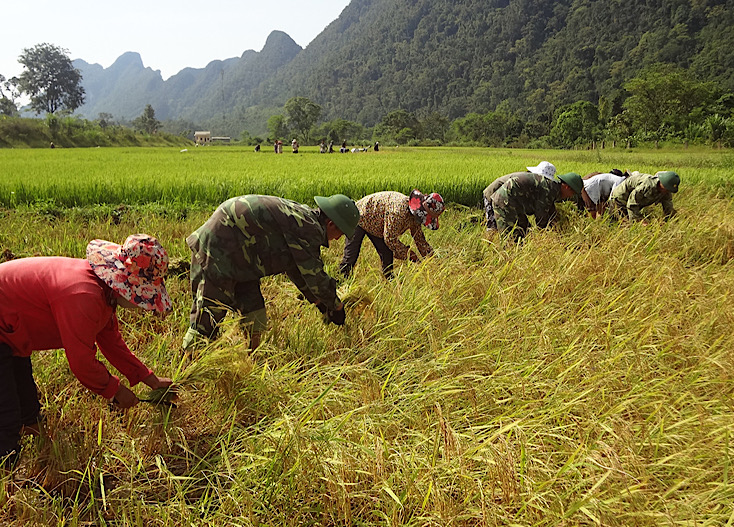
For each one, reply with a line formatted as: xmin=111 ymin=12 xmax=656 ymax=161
xmin=491 ymin=173 xmax=562 ymax=240
xmin=609 ymin=172 xmax=676 ymax=222
xmin=185 ymin=195 xmax=341 ymax=341
xmin=482 ymin=173 xmax=525 ymax=230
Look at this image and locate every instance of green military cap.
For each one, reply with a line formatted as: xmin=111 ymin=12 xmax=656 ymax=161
xmin=656 ymin=171 xmax=680 ymax=193
xmin=314 ymin=194 xmax=360 ymax=238
xmin=557 ymin=172 xmax=584 ymax=195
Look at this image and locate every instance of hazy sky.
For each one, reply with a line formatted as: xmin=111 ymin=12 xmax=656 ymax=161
xmin=2 ymin=0 xmax=351 ymax=81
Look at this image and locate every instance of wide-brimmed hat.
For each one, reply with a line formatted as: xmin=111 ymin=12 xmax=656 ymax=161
xmin=315 ymin=194 xmax=360 ymax=238
xmin=656 ymin=171 xmax=680 ymax=193
xmin=87 ymin=234 xmax=172 ymax=313
xmin=409 ymin=190 xmax=445 ymax=230
xmin=527 ymin=161 xmax=556 ymax=180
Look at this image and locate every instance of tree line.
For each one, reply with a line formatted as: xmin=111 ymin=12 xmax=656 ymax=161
xmin=261 ymin=63 xmax=734 ymax=149
xmin=4 ymin=43 xmax=734 ymax=149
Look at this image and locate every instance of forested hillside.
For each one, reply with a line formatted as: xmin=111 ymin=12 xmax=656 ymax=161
xmin=71 ymin=0 xmax=734 ymax=138
xmin=266 ymin=0 xmax=734 ymax=126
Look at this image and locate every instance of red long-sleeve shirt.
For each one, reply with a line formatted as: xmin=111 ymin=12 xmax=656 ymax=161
xmin=0 ymin=257 xmax=153 ymax=399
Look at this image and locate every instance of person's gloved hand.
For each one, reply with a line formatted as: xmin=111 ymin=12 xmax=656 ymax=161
xmin=327 ymin=306 xmax=346 ymax=325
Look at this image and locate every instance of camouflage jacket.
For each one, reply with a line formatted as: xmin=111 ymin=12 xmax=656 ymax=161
xmin=482 ymin=173 xmax=525 ymax=202
xmin=491 ymin=173 xmax=562 ymax=228
xmin=186 ymin=195 xmax=340 ymax=309
xmin=609 ymin=172 xmax=675 ymax=221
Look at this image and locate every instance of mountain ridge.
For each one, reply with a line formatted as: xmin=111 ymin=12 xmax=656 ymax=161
xmin=73 ymin=0 xmax=734 ymax=137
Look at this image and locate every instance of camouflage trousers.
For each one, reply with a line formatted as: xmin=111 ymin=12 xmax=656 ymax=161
xmin=186 ymin=257 xmax=268 ymax=346
xmin=491 ymin=198 xmax=530 ymax=241
xmin=483 ymin=196 xmax=497 ymax=231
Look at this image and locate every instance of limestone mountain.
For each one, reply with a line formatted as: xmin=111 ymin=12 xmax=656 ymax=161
xmin=74 ymin=0 xmax=734 ymax=137
xmin=74 ymin=31 xmax=302 ymax=128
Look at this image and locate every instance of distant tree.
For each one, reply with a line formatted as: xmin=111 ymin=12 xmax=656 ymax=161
xmin=318 ymin=118 xmax=363 ymax=144
xmin=132 ymin=104 xmax=160 ymax=134
xmin=419 ymin=112 xmax=449 ymax=142
xmin=0 ymin=74 xmax=19 ymax=116
xmin=267 ymin=114 xmax=289 ymax=141
xmin=374 ymin=110 xmax=420 ymax=142
xmin=704 ymin=114 xmax=729 ymax=145
xmin=449 ymin=110 xmax=520 ymax=146
xmin=623 ymin=64 xmax=718 ymax=138
xmin=550 ymin=101 xmax=600 ymax=147
xmin=16 ymin=43 xmax=85 ymax=114
xmin=601 ymin=111 xmax=632 ymax=144
xmin=284 ymin=97 xmax=322 ymax=143
xmin=97 ymin=112 xmax=114 ymax=129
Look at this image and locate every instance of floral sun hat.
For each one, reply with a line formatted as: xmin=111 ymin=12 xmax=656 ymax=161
xmin=86 ymin=234 xmax=172 ymax=313
xmin=408 ymin=190 xmax=445 ymax=230
xmin=527 ymin=161 xmax=556 ymax=180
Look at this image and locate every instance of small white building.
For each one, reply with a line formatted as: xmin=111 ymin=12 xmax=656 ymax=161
xmin=194 ymin=131 xmax=211 ymax=145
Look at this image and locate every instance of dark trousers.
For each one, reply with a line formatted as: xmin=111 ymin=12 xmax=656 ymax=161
xmin=340 ymin=226 xmax=395 ymax=278
xmin=0 ymin=343 xmax=41 ymax=460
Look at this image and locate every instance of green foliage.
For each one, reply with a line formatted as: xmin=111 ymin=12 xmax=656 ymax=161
xmin=374 ymin=110 xmax=420 ymax=143
xmin=96 ymin=112 xmax=114 ymax=129
xmin=283 ymin=96 xmax=321 ymax=143
xmin=267 ymin=114 xmax=288 ymax=141
xmin=449 ymin=110 xmax=524 ymax=146
xmin=132 ymin=104 xmax=161 ymax=134
xmin=0 ymin=116 xmax=190 ymax=149
xmin=16 ymin=43 xmax=85 ymax=114
xmin=316 ymin=118 xmax=365 ymax=144
xmin=623 ymin=64 xmax=720 ymax=138
xmin=0 ymin=75 xmax=19 ymax=117
xmin=550 ymin=101 xmax=601 ymax=147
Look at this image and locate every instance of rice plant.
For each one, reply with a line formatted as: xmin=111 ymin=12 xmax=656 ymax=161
xmin=0 ymin=147 xmax=733 ymax=525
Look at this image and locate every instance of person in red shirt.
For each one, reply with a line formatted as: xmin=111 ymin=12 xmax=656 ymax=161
xmin=0 ymin=234 xmax=174 ymax=467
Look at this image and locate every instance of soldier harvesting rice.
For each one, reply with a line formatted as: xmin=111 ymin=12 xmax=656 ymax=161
xmin=609 ymin=170 xmax=680 ymax=223
xmin=482 ymin=162 xmax=556 ymax=230
xmin=490 ymin=172 xmax=585 ymax=240
xmin=183 ymin=194 xmax=360 ymax=352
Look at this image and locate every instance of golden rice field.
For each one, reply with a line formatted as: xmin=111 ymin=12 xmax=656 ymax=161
xmin=1 ymin=145 xmax=734 ymax=526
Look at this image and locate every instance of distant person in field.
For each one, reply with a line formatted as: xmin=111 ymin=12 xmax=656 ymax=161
xmin=254 ymin=144 xmax=261 ymax=152
xmin=609 ymin=170 xmax=679 ymax=223
xmin=328 ymin=141 xmax=334 ymax=153
xmin=183 ymin=194 xmax=360 ymax=353
xmin=273 ymin=140 xmax=278 ymax=154
xmin=291 ymin=138 xmax=299 ymax=154
xmin=374 ymin=141 xmax=380 ymax=152
xmin=580 ymin=172 xmax=627 ymax=218
xmin=319 ymin=140 xmax=327 ymax=154
xmin=482 ymin=161 xmax=556 ymax=230
xmin=491 ymin=172 xmax=585 ymax=241
xmin=0 ymin=235 xmax=174 ymax=468
xmin=340 ymin=190 xmax=445 ymax=279
xmin=340 ymin=140 xmax=347 ymax=153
